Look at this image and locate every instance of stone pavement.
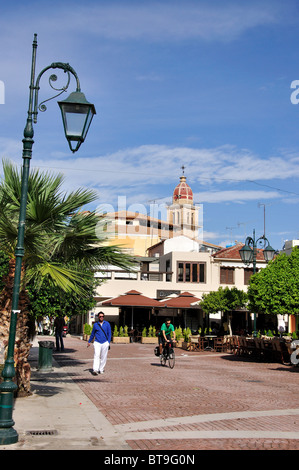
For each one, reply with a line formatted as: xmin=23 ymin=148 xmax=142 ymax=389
xmin=2 ymin=334 xmax=299 ymax=451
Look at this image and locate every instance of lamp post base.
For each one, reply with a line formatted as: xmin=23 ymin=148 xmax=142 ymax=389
xmin=0 ymin=427 xmax=18 ymax=445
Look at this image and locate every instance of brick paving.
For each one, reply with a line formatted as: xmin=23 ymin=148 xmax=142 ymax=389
xmin=53 ymin=336 xmax=299 ymax=450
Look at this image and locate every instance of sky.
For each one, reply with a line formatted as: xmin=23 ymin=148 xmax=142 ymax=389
xmin=1 ymin=0 xmax=299 ymax=250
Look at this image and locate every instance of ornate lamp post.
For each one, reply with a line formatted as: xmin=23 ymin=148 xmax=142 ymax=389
xmin=239 ymin=229 xmax=275 ymax=337
xmin=0 ymin=34 xmax=96 ymax=445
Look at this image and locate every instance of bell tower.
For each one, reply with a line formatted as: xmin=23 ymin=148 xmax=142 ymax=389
xmin=168 ymin=167 xmax=201 ymax=239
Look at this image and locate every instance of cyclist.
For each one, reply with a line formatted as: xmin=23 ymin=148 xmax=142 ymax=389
xmin=159 ymin=318 xmax=176 ymax=356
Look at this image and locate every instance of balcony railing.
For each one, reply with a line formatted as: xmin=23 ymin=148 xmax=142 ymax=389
xmin=96 ymin=270 xmax=173 ymax=282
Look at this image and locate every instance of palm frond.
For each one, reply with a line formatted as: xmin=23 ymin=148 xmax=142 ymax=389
xmin=25 ymin=261 xmax=93 ymax=296
xmin=0 ymin=159 xmax=134 ymax=294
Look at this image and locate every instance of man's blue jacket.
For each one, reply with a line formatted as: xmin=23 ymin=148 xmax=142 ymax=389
xmin=88 ymin=321 xmax=111 ymax=344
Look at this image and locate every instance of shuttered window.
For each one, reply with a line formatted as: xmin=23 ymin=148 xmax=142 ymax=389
xmin=244 ymin=268 xmax=258 ymax=285
xmin=220 ymin=267 xmax=234 ymax=284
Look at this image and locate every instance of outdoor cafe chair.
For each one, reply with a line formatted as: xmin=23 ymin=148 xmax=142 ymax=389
xmin=213 ymin=337 xmax=226 ymax=352
xmin=189 ymin=335 xmax=200 ymax=351
xmin=232 ymin=335 xmax=241 ymax=355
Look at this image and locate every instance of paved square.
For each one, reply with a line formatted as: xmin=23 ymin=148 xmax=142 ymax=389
xmin=54 ymin=336 xmax=299 ymax=450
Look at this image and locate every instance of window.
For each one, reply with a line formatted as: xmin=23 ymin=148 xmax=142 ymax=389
xmin=244 ymin=268 xmax=258 ymax=285
xmin=166 ymin=260 xmax=172 ymax=282
xmin=178 ymin=262 xmax=184 ymax=282
xmin=177 ymin=261 xmax=206 ymax=283
xmin=220 ymin=267 xmax=234 ymax=284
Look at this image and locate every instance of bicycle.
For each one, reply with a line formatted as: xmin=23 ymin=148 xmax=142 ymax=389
xmin=160 ymin=340 xmax=175 ymax=369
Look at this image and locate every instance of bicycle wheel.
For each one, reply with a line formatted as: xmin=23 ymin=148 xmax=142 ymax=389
xmin=168 ymin=350 xmax=175 ymax=369
xmin=160 ymin=353 xmax=166 ymax=366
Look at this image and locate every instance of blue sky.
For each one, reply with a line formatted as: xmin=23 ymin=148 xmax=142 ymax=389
xmin=1 ymin=0 xmax=299 ymax=250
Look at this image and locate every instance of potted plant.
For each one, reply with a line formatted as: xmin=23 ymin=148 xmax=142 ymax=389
xmin=141 ymin=326 xmax=158 ymax=344
xmin=112 ymin=325 xmax=130 ymax=343
xmin=182 ymin=327 xmax=192 ymax=350
xmin=174 ymin=327 xmax=183 ymax=348
xmin=83 ymin=323 xmax=92 ymax=341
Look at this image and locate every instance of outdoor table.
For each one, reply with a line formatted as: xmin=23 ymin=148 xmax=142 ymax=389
xmin=204 ymin=335 xmax=217 ymax=351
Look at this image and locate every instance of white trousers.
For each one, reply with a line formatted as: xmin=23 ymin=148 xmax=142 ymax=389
xmin=93 ymin=341 xmax=109 ymax=373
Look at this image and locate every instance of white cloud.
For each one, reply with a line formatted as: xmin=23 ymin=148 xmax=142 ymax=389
xmin=59 ymin=2 xmax=280 ymax=43
xmin=0 ymin=141 xmax=296 ymax=207
xmin=0 ymin=2 xmax=282 ymax=47
xmin=195 ymin=190 xmax=280 ymax=204
xmin=0 ymin=138 xmax=22 ymax=163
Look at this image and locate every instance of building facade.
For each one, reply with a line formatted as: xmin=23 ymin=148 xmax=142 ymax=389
xmin=72 ymin=172 xmax=289 ymax=336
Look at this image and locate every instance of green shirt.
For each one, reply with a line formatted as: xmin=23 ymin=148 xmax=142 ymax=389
xmin=160 ymin=323 xmax=174 ymax=337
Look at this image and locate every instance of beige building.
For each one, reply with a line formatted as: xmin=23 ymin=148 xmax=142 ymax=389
xmin=99 ymin=170 xmax=203 ymax=257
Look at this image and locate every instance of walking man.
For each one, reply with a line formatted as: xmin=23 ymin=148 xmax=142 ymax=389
xmin=54 ymin=316 xmax=65 ymax=352
xmin=87 ymin=312 xmax=111 ymax=375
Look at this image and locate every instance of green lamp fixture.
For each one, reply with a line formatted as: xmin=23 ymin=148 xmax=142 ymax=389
xmin=58 ymin=91 xmax=96 ymax=153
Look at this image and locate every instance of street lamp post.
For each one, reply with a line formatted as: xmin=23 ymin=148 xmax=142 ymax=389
xmin=0 ymin=34 xmax=96 ymax=445
xmin=239 ymin=229 xmax=275 ymax=337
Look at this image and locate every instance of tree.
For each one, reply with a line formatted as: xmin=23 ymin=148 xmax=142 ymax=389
xmin=0 ymin=250 xmax=9 ymax=291
xmin=26 ymin=266 xmax=98 ymax=323
xmin=248 ymin=247 xmax=299 ymax=317
xmin=200 ymin=287 xmax=248 ymax=335
xmin=0 ymin=160 xmax=133 ymax=395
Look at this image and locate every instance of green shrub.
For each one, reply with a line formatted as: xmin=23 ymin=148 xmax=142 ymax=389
xmin=142 ymin=327 xmax=147 ymax=337
xmin=175 ymin=327 xmax=183 ymax=340
xmin=84 ymin=323 xmax=92 ymax=335
xmin=113 ymin=325 xmax=119 ymax=337
xmin=183 ymin=327 xmax=191 ymax=342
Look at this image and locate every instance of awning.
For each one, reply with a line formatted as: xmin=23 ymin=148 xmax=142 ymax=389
xmin=102 ymin=290 xmax=161 ymax=329
xmin=102 ymin=290 xmax=161 ymax=307
xmin=160 ymin=291 xmax=201 ymax=308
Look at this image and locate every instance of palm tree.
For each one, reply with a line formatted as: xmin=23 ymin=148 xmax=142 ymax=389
xmin=0 ymin=160 xmax=133 ymax=395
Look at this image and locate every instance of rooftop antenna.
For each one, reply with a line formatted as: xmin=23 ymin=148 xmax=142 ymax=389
xmin=226 ymin=226 xmax=236 ymax=244
xmin=258 ymin=203 xmax=266 ymax=240
xmin=258 ymin=202 xmax=272 ymax=247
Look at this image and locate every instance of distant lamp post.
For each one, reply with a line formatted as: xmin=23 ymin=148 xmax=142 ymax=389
xmin=0 ymin=34 xmax=96 ymax=445
xmin=239 ymin=229 xmax=275 ymax=337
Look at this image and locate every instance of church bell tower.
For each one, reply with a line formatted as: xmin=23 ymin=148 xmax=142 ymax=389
xmin=167 ymin=167 xmax=201 ymax=240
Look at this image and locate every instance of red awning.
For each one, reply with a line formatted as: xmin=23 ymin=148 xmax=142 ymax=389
xmin=102 ymin=290 xmax=161 ymax=307
xmin=160 ymin=291 xmax=201 ymax=308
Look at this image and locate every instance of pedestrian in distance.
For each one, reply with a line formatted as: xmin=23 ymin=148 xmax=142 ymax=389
xmin=54 ymin=316 xmax=66 ymax=352
xmin=87 ymin=312 xmax=111 ymax=375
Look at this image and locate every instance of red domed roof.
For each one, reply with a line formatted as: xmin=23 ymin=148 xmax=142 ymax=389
xmin=173 ymin=175 xmax=193 ymax=204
